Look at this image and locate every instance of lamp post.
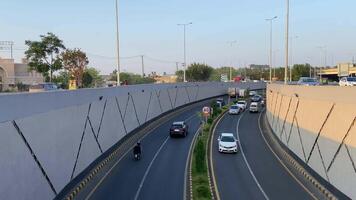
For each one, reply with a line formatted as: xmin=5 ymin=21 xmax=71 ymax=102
xmin=317 ymin=46 xmax=327 ymax=82
xmin=266 ymin=16 xmax=278 ymax=82
xmin=115 ymin=0 xmax=121 ymax=86
xmin=284 ymin=0 xmax=290 ymax=85
xmin=178 ymin=22 xmax=193 ymax=82
xmin=227 ymin=40 xmax=238 ymax=81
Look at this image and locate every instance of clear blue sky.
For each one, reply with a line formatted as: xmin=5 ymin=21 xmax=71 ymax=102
xmin=1 ymin=0 xmax=356 ymax=75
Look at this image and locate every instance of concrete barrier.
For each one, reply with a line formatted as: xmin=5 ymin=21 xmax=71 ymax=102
xmin=266 ymin=84 xmax=356 ymax=199
xmin=0 ymin=82 xmax=265 ymax=200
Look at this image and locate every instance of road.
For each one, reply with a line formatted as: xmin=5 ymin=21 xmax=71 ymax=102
xmin=80 ymin=98 xmax=217 ymax=200
xmin=212 ymin=108 xmax=320 ymax=200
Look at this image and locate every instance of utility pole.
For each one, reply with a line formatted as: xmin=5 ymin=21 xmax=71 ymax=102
xmin=175 ymin=62 xmax=179 ymax=72
xmin=141 ymin=55 xmax=145 ymax=77
xmin=115 ymin=0 xmax=121 ymax=86
xmin=227 ymin=41 xmax=237 ymax=81
xmin=284 ymin=0 xmax=290 ymax=85
xmin=266 ymin=16 xmax=278 ymax=83
xmin=0 ymin=41 xmax=14 ymax=59
xmin=178 ymin=22 xmax=192 ymax=82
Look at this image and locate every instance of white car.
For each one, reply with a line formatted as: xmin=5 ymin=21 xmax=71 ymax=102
xmin=249 ymin=102 xmax=259 ymax=113
xmin=249 ymin=91 xmax=257 ymax=96
xmin=339 ymin=77 xmax=356 ymax=86
xmin=218 ymin=133 xmax=238 ymax=153
xmin=236 ymin=100 xmax=247 ymax=111
xmin=228 ymin=105 xmax=241 ymax=115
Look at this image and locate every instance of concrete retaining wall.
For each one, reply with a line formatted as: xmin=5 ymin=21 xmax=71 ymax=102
xmin=266 ymin=84 xmax=356 ymax=199
xmin=0 ymin=82 xmax=265 ymax=200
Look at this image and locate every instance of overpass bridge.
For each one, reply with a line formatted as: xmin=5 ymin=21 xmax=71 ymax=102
xmin=0 ymin=82 xmax=354 ymax=200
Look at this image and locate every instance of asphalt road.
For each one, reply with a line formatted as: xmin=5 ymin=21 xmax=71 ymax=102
xmin=212 ymin=108 xmax=318 ymax=200
xmin=81 ymin=99 xmax=215 ymax=200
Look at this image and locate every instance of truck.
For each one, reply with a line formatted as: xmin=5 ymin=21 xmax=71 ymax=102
xmin=228 ymin=87 xmax=238 ymax=98
xmin=239 ymin=89 xmax=247 ymax=98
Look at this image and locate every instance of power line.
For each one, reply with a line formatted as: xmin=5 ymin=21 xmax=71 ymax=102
xmin=144 ymin=55 xmax=179 ymax=64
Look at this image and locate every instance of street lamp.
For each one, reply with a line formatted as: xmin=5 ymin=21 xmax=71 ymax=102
xmin=178 ymin=22 xmax=193 ymax=82
xmin=317 ymin=46 xmax=327 ymax=81
xmin=115 ymin=0 xmax=121 ymax=86
xmin=284 ymin=0 xmax=290 ymax=85
xmin=266 ymin=16 xmax=278 ymax=83
xmin=227 ymin=40 xmax=238 ymax=81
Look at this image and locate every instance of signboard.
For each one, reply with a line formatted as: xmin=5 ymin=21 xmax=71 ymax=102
xmin=338 ymin=63 xmax=351 ymax=77
xmin=69 ymin=80 xmax=77 ymax=90
xmin=203 ymin=106 xmax=210 ymax=115
xmin=220 ymin=74 xmax=228 ymax=82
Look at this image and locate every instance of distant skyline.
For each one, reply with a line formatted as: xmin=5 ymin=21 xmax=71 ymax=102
xmin=1 ymin=0 xmax=356 ymax=75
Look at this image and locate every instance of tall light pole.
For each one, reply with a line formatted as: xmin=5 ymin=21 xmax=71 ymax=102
xmin=115 ymin=0 xmax=121 ymax=86
xmin=284 ymin=0 xmax=290 ymax=85
xmin=289 ymin=36 xmax=298 ymax=81
xmin=266 ymin=16 xmax=278 ymax=82
xmin=317 ymin=46 xmax=327 ymax=81
xmin=273 ymin=49 xmax=279 ymax=78
xmin=227 ymin=40 xmax=238 ymax=81
xmin=140 ymin=55 xmax=145 ymax=77
xmin=178 ymin=22 xmax=192 ymax=82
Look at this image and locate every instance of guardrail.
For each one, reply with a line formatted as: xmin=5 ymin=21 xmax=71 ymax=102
xmin=266 ymin=83 xmax=356 ymax=199
xmin=0 ymin=82 xmax=265 ymax=200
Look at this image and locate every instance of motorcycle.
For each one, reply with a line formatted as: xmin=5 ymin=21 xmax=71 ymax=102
xmin=134 ymin=152 xmax=141 ymax=160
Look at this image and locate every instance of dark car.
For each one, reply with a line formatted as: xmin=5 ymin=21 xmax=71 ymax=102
xmin=170 ymin=121 xmax=188 ymax=137
xmin=251 ymin=95 xmax=262 ymax=102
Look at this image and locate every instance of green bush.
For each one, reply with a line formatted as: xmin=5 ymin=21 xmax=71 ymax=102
xmin=196 ymin=185 xmax=211 ymax=198
xmin=207 ymin=117 xmax=213 ymax=124
xmin=194 ymin=139 xmax=206 ymax=173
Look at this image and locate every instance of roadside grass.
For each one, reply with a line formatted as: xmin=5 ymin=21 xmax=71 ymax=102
xmin=191 ymin=101 xmax=228 ymax=200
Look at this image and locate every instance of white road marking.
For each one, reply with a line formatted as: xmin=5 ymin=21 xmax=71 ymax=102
xmin=85 ymin=110 xmax=198 ymax=200
xmin=134 ymin=136 xmax=170 ymax=200
xmin=257 ymin=111 xmax=318 ymax=200
xmin=183 ymin=127 xmax=201 ymax=200
xmin=209 ymin=111 xmax=228 ymax=200
xmin=134 ymin=112 xmax=199 ymax=200
xmin=236 ymin=111 xmax=270 ymax=200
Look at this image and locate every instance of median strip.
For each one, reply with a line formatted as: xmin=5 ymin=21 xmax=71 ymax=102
xmin=188 ymin=101 xmax=228 ymax=200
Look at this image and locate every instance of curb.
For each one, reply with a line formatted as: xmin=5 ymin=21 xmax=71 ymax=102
xmin=62 ymin=98 xmax=218 ymax=200
xmin=261 ymin=112 xmax=338 ymax=200
xmin=206 ymin=109 xmax=228 ymax=200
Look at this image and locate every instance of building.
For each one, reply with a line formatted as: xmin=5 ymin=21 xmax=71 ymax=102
xmin=0 ymin=57 xmax=43 ymax=91
xmin=249 ymin=64 xmax=269 ymax=70
xmin=149 ymin=72 xmax=177 ymax=83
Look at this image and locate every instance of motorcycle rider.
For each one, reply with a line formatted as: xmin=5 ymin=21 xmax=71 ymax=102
xmin=133 ymin=142 xmax=142 ymax=159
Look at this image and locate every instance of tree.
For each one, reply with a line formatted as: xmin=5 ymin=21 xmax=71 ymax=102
xmin=210 ymin=66 xmax=239 ymax=81
xmin=25 ymin=32 xmax=66 ymax=82
xmin=292 ymin=63 xmax=312 ymax=81
xmin=61 ymin=48 xmax=89 ymax=87
xmin=186 ymin=63 xmax=214 ymax=81
xmin=175 ymin=70 xmax=184 ymax=82
xmin=83 ymin=67 xmax=104 ymax=88
xmin=53 ymin=71 xmax=70 ymax=89
xmin=109 ymin=71 xmax=155 ymax=85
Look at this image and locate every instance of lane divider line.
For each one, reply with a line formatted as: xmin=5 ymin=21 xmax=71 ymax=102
xmin=208 ymin=111 xmax=228 ymax=200
xmin=236 ymin=111 xmax=270 ymax=200
xmin=258 ymin=110 xmax=319 ymax=199
xmin=134 ymin=136 xmax=170 ymax=200
xmin=184 ymin=127 xmax=201 ymax=200
xmin=259 ymin=111 xmax=337 ymax=200
xmin=83 ymin=105 xmax=202 ymax=200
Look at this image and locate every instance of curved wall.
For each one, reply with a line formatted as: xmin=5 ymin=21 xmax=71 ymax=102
xmin=0 ymin=82 xmax=265 ymax=200
xmin=266 ymin=84 xmax=356 ymax=199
